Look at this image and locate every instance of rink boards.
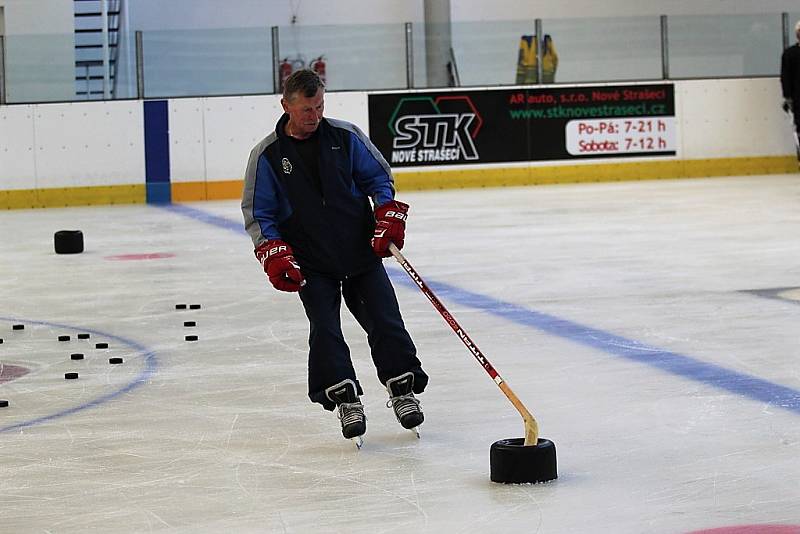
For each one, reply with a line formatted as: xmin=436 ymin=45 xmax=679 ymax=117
xmin=0 ymin=78 xmax=796 ymax=209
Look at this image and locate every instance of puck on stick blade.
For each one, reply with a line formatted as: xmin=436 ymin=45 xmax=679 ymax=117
xmin=0 ymin=400 xmax=8 ymax=408
xmin=58 ymin=335 xmax=70 ymax=342
xmin=95 ymin=342 xmax=108 ymax=349
xmin=12 ymin=324 xmax=24 ymax=330
xmin=185 ymin=335 xmax=198 ymax=341
xmin=189 ymin=304 xmax=201 ymax=310
xmin=65 ymin=372 xmax=79 ymax=380
xmin=109 ymin=357 xmax=123 ymax=364
xmin=54 ymin=230 xmax=84 ymax=254
xmin=184 ymin=321 xmax=196 ymax=327
xmin=175 ymin=304 xmax=187 ymax=310
xmin=490 ymin=438 xmax=558 ymax=484
xmin=70 ymin=353 xmax=85 ymax=360
xmin=78 ymin=333 xmax=90 ymax=339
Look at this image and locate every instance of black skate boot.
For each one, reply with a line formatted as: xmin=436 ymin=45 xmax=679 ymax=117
xmin=325 ymin=379 xmax=366 ymax=447
xmin=386 ymin=372 xmax=424 ymax=434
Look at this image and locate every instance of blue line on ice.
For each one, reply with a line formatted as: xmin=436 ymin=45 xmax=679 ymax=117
xmin=165 ymin=203 xmax=800 ymax=415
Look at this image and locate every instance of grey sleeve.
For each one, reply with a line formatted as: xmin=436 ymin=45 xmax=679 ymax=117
xmin=241 ymin=132 xmax=279 ymax=248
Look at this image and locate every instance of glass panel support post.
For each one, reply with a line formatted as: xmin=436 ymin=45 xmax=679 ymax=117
xmin=660 ymin=15 xmax=670 ymax=79
xmin=0 ymin=36 xmax=6 ymax=105
xmin=271 ymin=26 xmax=280 ymax=94
xmin=783 ymin=13 xmax=790 ymax=51
xmin=405 ymin=22 xmax=414 ymax=89
xmin=534 ymin=18 xmax=543 ymax=85
xmin=135 ymin=30 xmax=144 ymax=99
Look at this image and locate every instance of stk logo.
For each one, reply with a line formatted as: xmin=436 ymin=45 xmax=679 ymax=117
xmin=387 ymin=95 xmax=483 ymax=164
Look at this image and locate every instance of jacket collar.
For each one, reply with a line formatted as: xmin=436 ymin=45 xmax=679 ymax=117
xmin=276 ymin=113 xmax=328 ymax=140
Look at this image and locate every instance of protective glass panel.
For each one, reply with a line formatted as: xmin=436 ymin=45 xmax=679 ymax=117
xmin=277 ymin=23 xmax=407 ymax=92
xmin=140 ymin=28 xmax=272 ymax=98
xmin=3 ymin=33 xmax=75 ymax=103
xmin=541 ymin=17 xmax=663 ymax=83
xmin=668 ymin=14 xmax=783 ymax=78
xmin=112 ymin=28 xmax=137 ymax=99
xmin=451 ymin=20 xmax=538 ymax=87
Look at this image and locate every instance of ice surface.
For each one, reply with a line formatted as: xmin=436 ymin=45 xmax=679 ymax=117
xmin=1 ymin=175 xmax=799 ymax=533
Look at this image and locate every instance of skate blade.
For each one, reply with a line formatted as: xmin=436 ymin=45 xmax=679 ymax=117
xmin=351 ymin=435 xmax=364 ymax=449
xmin=411 ymin=427 xmax=420 ymax=439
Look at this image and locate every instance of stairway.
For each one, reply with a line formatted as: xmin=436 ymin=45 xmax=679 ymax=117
xmin=74 ymin=0 xmax=122 ymax=99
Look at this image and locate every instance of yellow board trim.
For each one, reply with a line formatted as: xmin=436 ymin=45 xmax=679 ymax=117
xmin=170 ymin=182 xmax=207 ymax=202
xmin=1 ymin=184 xmax=145 ymax=210
xmin=169 ymin=155 xmax=799 ymax=201
xmin=171 ymin=180 xmax=243 ymax=202
xmin=2 ymin=156 xmax=795 ymax=209
xmin=393 ymin=156 xmax=797 ymax=191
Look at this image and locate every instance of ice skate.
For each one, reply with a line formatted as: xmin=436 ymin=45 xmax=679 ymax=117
xmin=325 ymin=379 xmax=366 ymax=448
xmin=386 ymin=372 xmax=424 ymax=437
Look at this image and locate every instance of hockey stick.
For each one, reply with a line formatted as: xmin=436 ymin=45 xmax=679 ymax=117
xmin=389 ymin=243 xmax=539 ymax=446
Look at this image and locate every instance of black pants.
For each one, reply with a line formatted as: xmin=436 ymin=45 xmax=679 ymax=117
xmin=299 ymin=262 xmax=428 ymax=410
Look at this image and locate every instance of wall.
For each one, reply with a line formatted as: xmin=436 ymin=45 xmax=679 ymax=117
xmin=451 ymin=0 xmax=800 ymax=20
xmin=0 ymin=100 xmax=146 ymax=207
xmin=0 ymin=0 xmax=74 ymax=102
xmin=1 ymin=77 xmax=797 ymax=209
xmin=125 ymin=0 xmax=424 ymax=30
xmin=122 ymin=0 xmax=800 ymax=29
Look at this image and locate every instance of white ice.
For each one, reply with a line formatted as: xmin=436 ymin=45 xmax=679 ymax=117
xmin=1 ymin=174 xmax=800 ymax=533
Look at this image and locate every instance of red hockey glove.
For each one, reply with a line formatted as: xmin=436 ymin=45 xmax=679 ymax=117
xmin=255 ymin=239 xmax=305 ymax=292
xmin=372 ymin=200 xmax=409 ymax=258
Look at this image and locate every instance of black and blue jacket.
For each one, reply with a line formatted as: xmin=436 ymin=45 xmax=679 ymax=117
xmin=242 ymin=114 xmax=396 ymax=279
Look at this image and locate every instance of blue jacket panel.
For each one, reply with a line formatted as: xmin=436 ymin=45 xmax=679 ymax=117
xmin=242 ymin=114 xmax=396 ymax=278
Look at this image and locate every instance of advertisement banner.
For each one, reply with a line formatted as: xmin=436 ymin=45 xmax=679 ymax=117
xmin=368 ymin=83 xmax=675 ymax=167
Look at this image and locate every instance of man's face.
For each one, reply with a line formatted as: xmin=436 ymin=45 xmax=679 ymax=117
xmin=282 ymin=87 xmax=324 ymax=137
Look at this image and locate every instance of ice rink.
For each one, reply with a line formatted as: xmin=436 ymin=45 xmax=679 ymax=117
xmin=2 ymin=174 xmax=800 ymax=533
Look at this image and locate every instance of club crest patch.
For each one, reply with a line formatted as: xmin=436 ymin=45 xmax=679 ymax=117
xmin=281 ymin=158 xmax=292 ymax=174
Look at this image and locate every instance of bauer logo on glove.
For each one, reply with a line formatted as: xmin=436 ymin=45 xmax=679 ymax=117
xmin=372 ymin=200 xmax=409 ymax=258
xmin=255 ymin=239 xmax=306 ymax=292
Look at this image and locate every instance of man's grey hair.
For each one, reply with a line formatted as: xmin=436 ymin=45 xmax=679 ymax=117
xmin=283 ymin=69 xmax=325 ymax=101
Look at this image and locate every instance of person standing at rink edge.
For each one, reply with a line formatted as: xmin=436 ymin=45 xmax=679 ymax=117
xmin=780 ymin=20 xmax=800 ymax=157
xmin=241 ymin=69 xmax=428 ymax=444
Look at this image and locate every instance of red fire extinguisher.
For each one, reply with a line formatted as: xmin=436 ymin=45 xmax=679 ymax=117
xmin=310 ymin=55 xmax=326 ymax=85
xmin=279 ymin=58 xmax=293 ymax=90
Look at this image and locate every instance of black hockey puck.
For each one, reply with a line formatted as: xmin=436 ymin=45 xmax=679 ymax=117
xmin=54 ymin=230 xmax=84 ymax=254
xmin=175 ymin=304 xmax=187 ymax=310
xmin=65 ymin=372 xmax=79 ymax=380
xmin=70 ymin=353 xmax=85 ymax=360
xmin=78 ymin=333 xmax=90 ymax=340
xmin=109 ymin=357 xmax=123 ymax=364
xmin=0 ymin=400 xmax=8 ymax=408
xmin=12 ymin=324 xmax=24 ymax=330
xmin=58 ymin=335 xmax=70 ymax=342
xmin=189 ymin=304 xmax=201 ymax=310
xmin=184 ymin=321 xmax=196 ymax=327
xmin=185 ymin=335 xmax=198 ymax=341
xmin=0 ymin=338 xmax=3 ymax=344
xmin=95 ymin=342 xmax=109 ymax=349
xmin=490 ymin=438 xmax=557 ymax=484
